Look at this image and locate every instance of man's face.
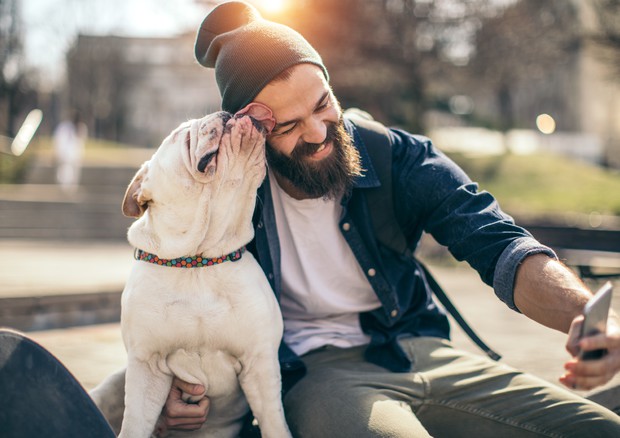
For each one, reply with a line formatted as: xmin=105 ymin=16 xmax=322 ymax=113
xmin=253 ymin=64 xmax=361 ymax=199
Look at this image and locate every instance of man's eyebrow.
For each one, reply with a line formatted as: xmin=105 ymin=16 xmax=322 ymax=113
xmin=272 ymin=91 xmax=330 ymax=132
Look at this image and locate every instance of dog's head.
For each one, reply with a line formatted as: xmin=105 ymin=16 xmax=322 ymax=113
xmin=122 ymin=112 xmax=266 ymax=259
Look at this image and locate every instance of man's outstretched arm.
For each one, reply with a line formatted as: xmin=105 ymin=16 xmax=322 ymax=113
xmin=513 ymin=254 xmax=620 ymax=390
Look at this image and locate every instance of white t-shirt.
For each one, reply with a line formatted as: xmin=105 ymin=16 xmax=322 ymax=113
xmin=269 ymin=170 xmax=381 ymax=356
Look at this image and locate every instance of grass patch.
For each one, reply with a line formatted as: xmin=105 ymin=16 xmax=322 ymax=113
xmin=0 ymin=136 xmax=150 ymax=183
xmin=34 ymin=136 xmax=142 ymax=153
xmin=4 ymin=135 xmax=620 ymax=219
xmin=446 ymin=152 xmax=620 ymax=217
xmin=0 ymin=151 xmax=33 ymax=183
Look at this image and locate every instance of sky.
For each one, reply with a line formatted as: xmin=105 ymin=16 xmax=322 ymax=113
xmin=19 ymin=0 xmax=287 ymax=88
xmin=19 ymin=0 xmax=209 ymax=86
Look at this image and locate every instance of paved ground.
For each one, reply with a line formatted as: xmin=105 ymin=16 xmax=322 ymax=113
xmin=2 ymin=239 xmax=619 ymax=399
xmin=0 ymin=239 xmax=133 ymax=298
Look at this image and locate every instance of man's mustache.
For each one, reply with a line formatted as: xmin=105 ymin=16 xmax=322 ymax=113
xmin=292 ymin=123 xmax=337 ymax=158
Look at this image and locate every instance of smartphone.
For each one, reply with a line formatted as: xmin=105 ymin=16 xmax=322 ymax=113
xmin=579 ymin=281 xmax=613 ymax=360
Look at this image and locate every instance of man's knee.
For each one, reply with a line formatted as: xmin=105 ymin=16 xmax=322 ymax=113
xmin=283 ymin=375 xmax=429 ymax=437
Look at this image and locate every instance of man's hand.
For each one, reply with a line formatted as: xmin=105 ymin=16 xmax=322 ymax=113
xmin=560 ymin=314 xmax=620 ymax=391
xmin=511 ymin=255 xmax=620 ymax=391
xmin=155 ymin=377 xmax=210 ymax=436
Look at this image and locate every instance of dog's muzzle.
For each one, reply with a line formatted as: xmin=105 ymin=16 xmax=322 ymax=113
xmin=196 ymin=112 xmax=232 ymax=173
xmin=218 ymin=111 xmax=232 ymax=124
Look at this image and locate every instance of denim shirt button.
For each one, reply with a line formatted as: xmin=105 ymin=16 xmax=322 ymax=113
xmin=268 ymin=273 xmax=274 ymax=280
xmin=257 ymin=222 xmax=263 ymax=229
xmin=390 ymin=309 xmax=398 ymax=318
xmin=342 ymin=222 xmax=351 ymax=231
xmin=367 ymin=268 xmax=376 ymax=277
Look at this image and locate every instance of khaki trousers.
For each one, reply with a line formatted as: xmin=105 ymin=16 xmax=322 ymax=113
xmin=283 ymin=337 xmax=620 ymax=437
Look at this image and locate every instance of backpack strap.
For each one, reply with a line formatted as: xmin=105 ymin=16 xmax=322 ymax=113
xmin=346 ymin=112 xmax=409 ymax=255
xmin=418 ymin=262 xmax=502 ymax=361
xmin=347 ymin=110 xmax=502 ymax=361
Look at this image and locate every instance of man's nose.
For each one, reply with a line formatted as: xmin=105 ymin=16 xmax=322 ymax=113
xmin=301 ymin=117 xmax=327 ymax=145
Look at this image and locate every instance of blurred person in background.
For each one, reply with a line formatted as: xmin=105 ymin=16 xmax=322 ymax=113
xmin=53 ymin=109 xmax=87 ymax=193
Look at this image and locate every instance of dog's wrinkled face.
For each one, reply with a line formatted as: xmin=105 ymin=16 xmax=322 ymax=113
xmin=190 ymin=111 xmax=234 ymax=177
xmin=121 ymin=112 xmax=266 ymax=258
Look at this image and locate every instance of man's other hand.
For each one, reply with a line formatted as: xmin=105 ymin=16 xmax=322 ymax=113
xmin=155 ymin=377 xmax=209 ymax=436
xmin=561 ymin=314 xmax=620 ymax=390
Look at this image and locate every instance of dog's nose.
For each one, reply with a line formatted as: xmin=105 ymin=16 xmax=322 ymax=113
xmin=218 ymin=111 xmax=232 ymax=124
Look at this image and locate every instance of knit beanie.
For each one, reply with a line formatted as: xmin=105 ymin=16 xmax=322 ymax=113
xmin=194 ymin=1 xmax=329 ymax=113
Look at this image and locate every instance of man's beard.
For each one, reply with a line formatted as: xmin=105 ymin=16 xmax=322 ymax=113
xmin=265 ymin=119 xmax=363 ymax=200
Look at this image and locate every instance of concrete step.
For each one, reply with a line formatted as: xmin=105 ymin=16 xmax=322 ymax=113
xmin=0 ymin=200 xmax=131 ymax=240
xmin=0 ymin=185 xmax=132 ymax=240
xmin=23 ymin=146 xmax=153 ymax=186
xmin=0 ymin=291 xmax=122 ymax=332
xmin=25 ymin=164 xmax=139 ymax=187
xmin=0 ymin=183 xmax=124 ymax=201
xmin=3 ymin=148 xmax=151 ymax=239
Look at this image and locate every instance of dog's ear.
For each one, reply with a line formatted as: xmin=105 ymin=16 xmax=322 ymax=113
xmin=122 ymin=161 xmax=151 ymax=218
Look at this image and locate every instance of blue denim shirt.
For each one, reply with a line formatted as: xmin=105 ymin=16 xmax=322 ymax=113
xmin=248 ymin=118 xmax=556 ymax=380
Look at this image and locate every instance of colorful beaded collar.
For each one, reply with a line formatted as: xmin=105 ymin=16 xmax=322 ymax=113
xmin=134 ymin=247 xmax=245 ymax=268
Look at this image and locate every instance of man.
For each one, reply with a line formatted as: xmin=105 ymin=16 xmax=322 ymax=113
xmin=53 ymin=109 xmax=87 ymax=193
xmin=101 ymin=1 xmax=620 ymax=436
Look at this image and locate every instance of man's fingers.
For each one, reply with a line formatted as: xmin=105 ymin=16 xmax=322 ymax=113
xmin=163 ymin=399 xmax=209 ymax=429
xmin=579 ymin=333 xmax=607 ymax=352
xmin=160 ymin=378 xmax=209 ymax=433
xmin=560 ymin=370 xmax=607 ymax=391
xmin=172 ymin=377 xmax=205 ymax=396
xmin=161 ymin=396 xmax=210 ymax=432
xmin=164 ymin=415 xmax=209 ymax=430
xmin=164 ymin=395 xmax=210 ymax=418
xmin=565 ymin=315 xmax=583 ymax=357
xmin=565 ymin=357 xmax=607 ymax=377
xmin=562 ymin=354 xmax=618 ymax=390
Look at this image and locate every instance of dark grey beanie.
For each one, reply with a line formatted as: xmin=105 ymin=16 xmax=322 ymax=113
xmin=194 ymin=1 xmax=329 ymax=113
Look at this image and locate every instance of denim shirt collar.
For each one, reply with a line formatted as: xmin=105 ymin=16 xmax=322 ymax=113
xmin=345 ymin=118 xmax=381 ymax=190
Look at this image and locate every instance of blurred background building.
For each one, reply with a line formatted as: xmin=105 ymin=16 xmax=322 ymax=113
xmin=1 ymin=0 xmax=619 ymax=161
xmin=65 ymin=33 xmax=219 ymax=147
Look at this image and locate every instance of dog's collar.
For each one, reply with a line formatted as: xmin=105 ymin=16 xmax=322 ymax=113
xmin=134 ymin=247 xmax=246 ymax=268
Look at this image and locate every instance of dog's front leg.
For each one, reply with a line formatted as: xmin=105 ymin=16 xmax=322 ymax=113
xmin=119 ymin=355 xmax=173 ymax=438
xmin=238 ymin=354 xmax=292 ymax=438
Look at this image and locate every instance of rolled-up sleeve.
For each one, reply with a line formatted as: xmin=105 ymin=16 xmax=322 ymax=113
xmin=391 ymin=129 xmax=559 ymax=312
xmin=493 ymin=237 xmax=557 ymax=311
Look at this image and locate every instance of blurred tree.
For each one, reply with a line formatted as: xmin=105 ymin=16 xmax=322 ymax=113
xmin=274 ymin=0 xmax=493 ymax=133
xmin=0 ymin=0 xmax=36 ymax=137
xmin=590 ymin=0 xmax=620 ymax=76
xmin=65 ymin=35 xmax=133 ymax=142
xmin=466 ymin=0 xmax=580 ymax=131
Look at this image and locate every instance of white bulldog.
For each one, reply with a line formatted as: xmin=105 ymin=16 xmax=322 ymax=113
xmin=118 ymin=112 xmax=291 ymax=438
